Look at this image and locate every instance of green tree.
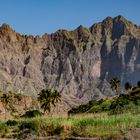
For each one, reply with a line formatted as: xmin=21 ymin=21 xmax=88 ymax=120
xmin=137 ymin=81 xmax=140 ymax=88
xmin=51 ymin=89 xmax=61 ymax=107
xmin=125 ymin=82 xmax=132 ymax=92
xmin=1 ymin=93 xmax=11 ymax=120
xmin=110 ymin=78 xmax=121 ymax=95
xmin=38 ymin=89 xmax=61 ymax=113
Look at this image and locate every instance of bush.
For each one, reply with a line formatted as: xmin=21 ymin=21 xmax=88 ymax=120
xmin=109 ymin=99 xmax=123 ymax=115
xmin=101 ymin=100 xmax=112 ymax=111
xmin=68 ymin=100 xmax=103 ymax=115
xmin=6 ymin=120 xmax=18 ymax=126
xmin=117 ymin=94 xmax=130 ymax=106
xmin=54 ymin=126 xmax=64 ymax=135
xmin=0 ymin=122 xmax=8 ymax=136
xmin=14 ymin=94 xmax=22 ymax=101
xmin=22 ymin=110 xmax=43 ymax=118
xmin=135 ymin=99 xmax=140 ymax=105
xmin=88 ymin=105 xmax=102 ymax=113
xmin=19 ymin=121 xmax=39 ymax=132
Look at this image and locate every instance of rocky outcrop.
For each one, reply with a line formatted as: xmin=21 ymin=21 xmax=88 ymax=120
xmin=0 ymin=15 xmax=140 ymax=112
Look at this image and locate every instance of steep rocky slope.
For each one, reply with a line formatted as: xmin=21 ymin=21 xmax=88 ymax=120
xmin=0 ymin=15 xmax=140 ymax=112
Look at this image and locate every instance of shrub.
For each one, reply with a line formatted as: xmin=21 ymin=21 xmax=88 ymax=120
xmin=0 ymin=122 xmax=8 ymax=136
xmin=6 ymin=120 xmax=18 ymax=126
xmin=14 ymin=94 xmax=22 ymax=101
xmin=68 ymin=100 xmax=103 ymax=115
xmin=21 ymin=110 xmax=43 ymax=118
xmin=88 ymin=105 xmax=102 ymax=113
xmin=19 ymin=121 xmax=39 ymax=132
xmin=54 ymin=125 xmax=64 ymax=135
xmin=101 ymin=100 xmax=112 ymax=111
xmin=109 ymin=99 xmax=123 ymax=115
xmin=118 ymin=94 xmax=130 ymax=105
xmin=135 ymin=99 xmax=140 ymax=105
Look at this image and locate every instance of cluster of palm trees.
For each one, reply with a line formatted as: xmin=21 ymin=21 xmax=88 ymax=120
xmin=38 ymin=89 xmax=61 ymax=113
xmin=110 ymin=77 xmax=140 ymax=94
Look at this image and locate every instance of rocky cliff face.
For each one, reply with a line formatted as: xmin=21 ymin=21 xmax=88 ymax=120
xmin=0 ymin=15 xmax=140 ymax=111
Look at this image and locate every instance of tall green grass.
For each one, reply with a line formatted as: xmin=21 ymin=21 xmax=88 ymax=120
xmin=1 ymin=113 xmax=140 ymax=138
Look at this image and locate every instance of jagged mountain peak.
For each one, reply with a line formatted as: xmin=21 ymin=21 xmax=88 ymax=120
xmin=1 ymin=23 xmax=12 ymax=30
xmin=102 ymin=16 xmax=113 ymax=23
xmin=90 ymin=15 xmax=140 ymax=41
xmin=0 ymin=23 xmax=16 ymax=33
xmin=77 ymin=25 xmax=87 ymax=30
xmin=1 ymin=23 xmax=11 ymax=30
xmin=76 ymin=25 xmax=90 ymax=33
xmin=113 ymin=15 xmax=128 ymax=22
xmin=0 ymin=23 xmax=20 ymax=43
xmin=102 ymin=15 xmax=129 ymax=25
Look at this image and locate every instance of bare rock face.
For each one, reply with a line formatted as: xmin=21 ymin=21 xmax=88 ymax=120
xmin=0 ymin=15 xmax=140 ymax=112
xmin=0 ymin=23 xmax=46 ymax=96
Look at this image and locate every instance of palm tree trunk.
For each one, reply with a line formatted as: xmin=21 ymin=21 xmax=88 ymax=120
xmin=116 ymin=88 xmax=119 ymax=95
xmin=4 ymin=105 xmax=7 ymax=120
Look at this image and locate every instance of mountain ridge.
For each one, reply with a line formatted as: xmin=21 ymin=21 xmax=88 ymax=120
xmin=1 ymin=15 xmax=139 ymax=37
xmin=0 ymin=15 xmax=140 ymax=113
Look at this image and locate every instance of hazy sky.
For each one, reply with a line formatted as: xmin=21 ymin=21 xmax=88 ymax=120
xmin=0 ymin=0 xmax=139 ymax=35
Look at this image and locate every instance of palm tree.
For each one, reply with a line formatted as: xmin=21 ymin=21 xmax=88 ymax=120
xmin=125 ymin=82 xmax=132 ymax=92
xmin=38 ymin=89 xmax=51 ymax=113
xmin=51 ymin=89 xmax=61 ymax=115
xmin=38 ymin=89 xmax=61 ymax=113
xmin=137 ymin=81 xmax=140 ymax=88
xmin=51 ymin=89 xmax=61 ymax=107
xmin=110 ymin=77 xmax=121 ymax=95
xmin=1 ymin=93 xmax=11 ymax=120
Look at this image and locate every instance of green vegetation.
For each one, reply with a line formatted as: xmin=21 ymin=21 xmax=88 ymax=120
xmin=21 ymin=110 xmax=43 ymax=118
xmin=6 ymin=120 xmax=18 ymax=126
xmin=0 ymin=113 xmax=139 ymax=139
xmin=1 ymin=80 xmax=140 ymax=139
xmin=69 ymin=79 xmax=140 ymax=115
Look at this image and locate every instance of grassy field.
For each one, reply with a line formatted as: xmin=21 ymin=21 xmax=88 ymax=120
xmin=0 ymin=113 xmax=140 ymax=139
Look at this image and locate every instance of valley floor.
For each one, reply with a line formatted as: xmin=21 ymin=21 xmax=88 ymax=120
xmin=0 ymin=113 xmax=140 ymax=140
